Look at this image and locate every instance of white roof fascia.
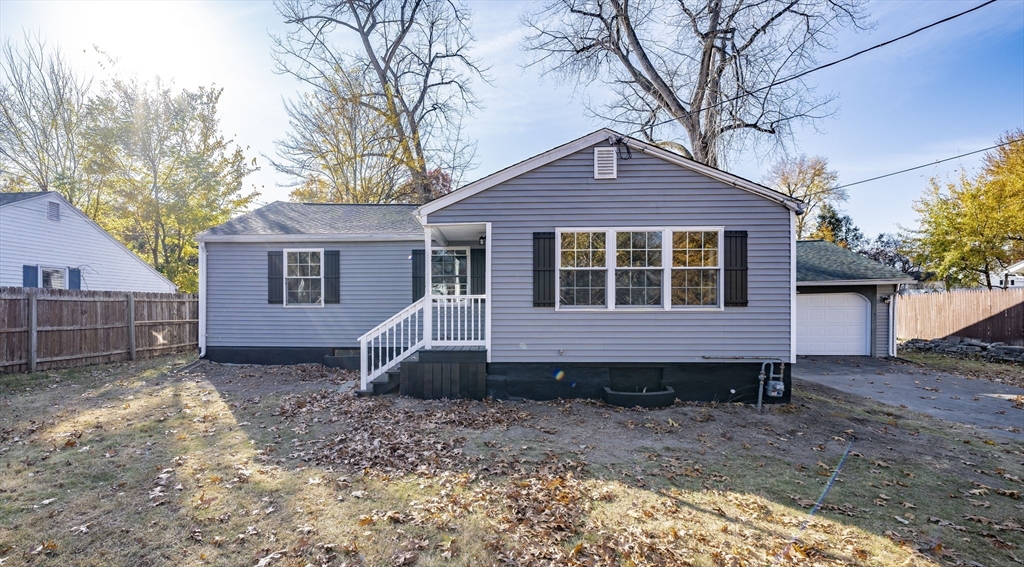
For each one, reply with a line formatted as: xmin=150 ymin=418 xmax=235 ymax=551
xmin=418 ymin=129 xmax=614 ymax=220
xmin=619 ymin=138 xmax=805 ymax=214
xmin=797 ymin=278 xmax=915 ymax=286
xmin=417 ymin=128 xmax=805 ymax=220
xmin=1003 ymin=260 xmax=1024 ymax=274
xmin=9 ymin=192 xmax=178 ymax=291
xmin=196 ymin=232 xmax=425 ymax=243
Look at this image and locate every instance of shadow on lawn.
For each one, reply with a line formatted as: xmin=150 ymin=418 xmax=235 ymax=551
xmin=2 ymin=357 xmax=1021 ymax=566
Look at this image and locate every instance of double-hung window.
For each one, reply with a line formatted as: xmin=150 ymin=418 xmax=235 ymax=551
xmin=41 ymin=267 xmax=66 ymax=289
xmin=559 ymin=231 xmax=606 ymax=306
xmin=431 ymin=248 xmax=469 ymax=296
xmin=556 ymin=228 xmax=722 ymax=310
xmin=285 ymin=249 xmax=323 ymax=306
xmin=671 ymin=231 xmax=719 ymax=306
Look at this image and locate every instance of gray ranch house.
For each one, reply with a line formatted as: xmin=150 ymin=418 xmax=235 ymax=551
xmin=197 ymin=130 xmax=908 ymax=403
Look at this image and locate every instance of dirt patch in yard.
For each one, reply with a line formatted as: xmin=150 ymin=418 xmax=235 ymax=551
xmin=897 ymin=351 xmax=1024 ymax=390
xmin=1 ymin=357 xmax=1022 ymax=566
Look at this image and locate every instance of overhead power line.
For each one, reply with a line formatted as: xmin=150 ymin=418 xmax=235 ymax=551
xmin=630 ymin=0 xmax=999 ymax=135
xmin=834 ymin=141 xmax=1015 ymax=189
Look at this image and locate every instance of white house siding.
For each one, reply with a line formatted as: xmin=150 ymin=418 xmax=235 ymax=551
xmin=205 ymin=240 xmax=422 ymax=348
xmin=0 ymin=195 xmax=176 ymax=292
xmin=426 ymin=143 xmax=794 ymax=364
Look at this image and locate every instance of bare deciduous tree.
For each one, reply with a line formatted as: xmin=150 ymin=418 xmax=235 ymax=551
xmin=0 ymin=32 xmax=94 ymax=207
xmin=272 ymin=0 xmax=485 ymax=202
xmin=762 ymin=154 xmax=844 ymax=238
xmin=272 ymin=69 xmax=411 ymax=203
xmin=522 ymin=0 xmax=868 ymax=168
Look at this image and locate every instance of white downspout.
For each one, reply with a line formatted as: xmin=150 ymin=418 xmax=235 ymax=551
xmin=790 ymin=210 xmax=797 ymax=365
xmin=484 ymin=222 xmax=492 ymax=363
xmin=198 ymin=241 xmax=207 ymax=358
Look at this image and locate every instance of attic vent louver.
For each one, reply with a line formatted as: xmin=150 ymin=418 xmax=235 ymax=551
xmin=594 ymin=147 xmax=617 ymax=179
xmin=47 ymin=201 xmax=60 ymax=222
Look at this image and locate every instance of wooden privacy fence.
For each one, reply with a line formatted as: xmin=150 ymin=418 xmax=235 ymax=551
xmin=896 ymin=287 xmax=1024 ymax=346
xmin=0 ymin=287 xmax=198 ymax=373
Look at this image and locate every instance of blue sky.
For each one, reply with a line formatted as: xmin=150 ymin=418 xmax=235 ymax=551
xmin=1 ymin=0 xmax=1021 ymax=238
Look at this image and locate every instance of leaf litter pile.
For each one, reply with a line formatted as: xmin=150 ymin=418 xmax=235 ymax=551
xmin=0 ymin=357 xmax=1022 ymax=566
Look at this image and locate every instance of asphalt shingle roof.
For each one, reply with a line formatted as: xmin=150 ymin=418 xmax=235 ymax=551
xmin=797 ymin=240 xmax=913 ymax=283
xmin=200 ymin=202 xmax=422 ymax=237
xmin=0 ymin=191 xmax=48 ymax=207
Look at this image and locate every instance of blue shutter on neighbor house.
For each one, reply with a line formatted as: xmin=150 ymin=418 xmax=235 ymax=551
xmin=68 ymin=268 xmax=81 ymax=290
xmin=470 ymin=248 xmax=485 ymax=295
xmin=324 ymin=250 xmax=340 ymax=304
xmin=267 ymin=251 xmax=283 ymax=304
xmin=23 ymin=265 xmax=38 ymax=288
xmin=411 ymin=250 xmax=425 ymax=302
xmin=533 ymin=232 xmax=555 ymax=307
xmin=724 ymin=231 xmax=748 ymax=307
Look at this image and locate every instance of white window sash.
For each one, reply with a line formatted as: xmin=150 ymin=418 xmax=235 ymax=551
xmin=283 ymin=248 xmax=324 ymax=308
xmin=554 ymin=227 xmax=725 ymax=311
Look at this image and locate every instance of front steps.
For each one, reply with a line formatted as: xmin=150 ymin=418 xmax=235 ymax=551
xmin=356 ymin=347 xmax=487 ymax=399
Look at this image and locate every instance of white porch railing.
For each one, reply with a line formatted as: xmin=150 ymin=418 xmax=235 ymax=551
xmin=432 ymin=295 xmax=486 ymax=345
xmin=359 ymin=297 xmax=426 ymax=390
xmin=358 ymin=295 xmax=487 ymax=391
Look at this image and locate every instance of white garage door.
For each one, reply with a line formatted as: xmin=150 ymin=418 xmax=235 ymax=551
xmin=796 ymin=293 xmax=870 ymax=355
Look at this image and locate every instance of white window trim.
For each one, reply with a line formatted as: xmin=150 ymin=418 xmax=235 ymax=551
xmin=39 ymin=266 xmax=68 ymax=290
xmin=430 ymin=247 xmax=471 ymax=297
xmin=283 ymin=248 xmax=325 ymax=308
xmin=555 ymin=227 xmax=725 ymax=312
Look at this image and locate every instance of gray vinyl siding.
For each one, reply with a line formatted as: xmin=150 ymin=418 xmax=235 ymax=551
xmin=0 ymin=195 xmax=176 ymax=292
xmin=875 ymin=285 xmax=896 ymax=356
xmin=427 ymin=144 xmax=794 ymax=363
xmin=205 ymin=240 xmax=421 ymax=348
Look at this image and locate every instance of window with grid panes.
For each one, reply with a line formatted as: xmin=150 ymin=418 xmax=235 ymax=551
xmin=558 ymin=231 xmax=607 ymax=306
xmin=671 ymin=231 xmax=719 ymax=306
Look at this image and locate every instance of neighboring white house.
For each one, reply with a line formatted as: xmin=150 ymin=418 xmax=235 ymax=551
xmin=996 ymin=260 xmax=1024 ymax=289
xmin=0 ymin=191 xmax=177 ymax=292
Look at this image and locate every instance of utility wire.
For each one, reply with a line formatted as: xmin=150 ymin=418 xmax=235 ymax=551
xmin=630 ymin=0 xmax=999 ymax=136
xmin=835 ymin=141 xmax=1014 ymax=189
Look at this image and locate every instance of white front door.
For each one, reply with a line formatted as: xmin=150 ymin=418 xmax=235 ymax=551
xmin=796 ymin=293 xmax=871 ymax=356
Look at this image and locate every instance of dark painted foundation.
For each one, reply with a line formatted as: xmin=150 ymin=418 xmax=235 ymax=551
xmin=486 ymin=362 xmax=792 ymax=404
xmin=205 ymin=347 xmax=337 ymax=365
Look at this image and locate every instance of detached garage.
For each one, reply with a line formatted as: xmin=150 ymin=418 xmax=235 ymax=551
xmin=796 ymin=240 xmax=914 ymax=357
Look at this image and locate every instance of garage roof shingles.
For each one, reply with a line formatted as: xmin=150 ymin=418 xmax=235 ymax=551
xmin=200 ymin=202 xmax=422 ymax=237
xmin=797 ymin=240 xmax=913 ymax=283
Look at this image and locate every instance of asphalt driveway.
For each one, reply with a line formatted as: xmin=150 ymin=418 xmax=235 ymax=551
xmin=794 ymin=355 xmax=1024 ymax=441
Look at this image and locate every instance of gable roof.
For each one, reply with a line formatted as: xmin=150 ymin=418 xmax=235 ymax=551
xmin=0 ymin=191 xmax=49 ymax=207
xmin=797 ymin=240 xmax=914 ymax=285
xmin=197 ymin=202 xmax=423 ymax=242
xmin=1003 ymin=260 xmax=1024 ymax=274
xmin=417 ymin=129 xmax=805 ymax=218
xmin=0 ymin=191 xmax=176 ymax=291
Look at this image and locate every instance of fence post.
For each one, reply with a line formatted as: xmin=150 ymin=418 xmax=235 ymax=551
xmin=127 ymin=293 xmax=136 ymax=361
xmin=28 ymin=290 xmax=37 ymax=373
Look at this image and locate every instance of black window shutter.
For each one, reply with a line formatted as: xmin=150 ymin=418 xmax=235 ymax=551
xmin=533 ymin=232 xmax=555 ymax=307
xmin=267 ymin=251 xmax=283 ymax=304
xmin=23 ymin=265 xmax=38 ymax=288
xmin=470 ymin=248 xmax=485 ymax=295
xmin=69 ymin=268 xmax=81 ymax=290
xmin=411 ymin=250 xmax=425 ymax=302
xmin=324 ymin=250 xmax=340 ymax=304
xmin=724 ymin=231 xmax=748 ymax=307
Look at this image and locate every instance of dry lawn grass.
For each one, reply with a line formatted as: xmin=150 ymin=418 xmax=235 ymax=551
xmin=0 ymin=356 xmax=1022 ymax=566
xmin=899 ymin=352 xmax=1024 ymax=389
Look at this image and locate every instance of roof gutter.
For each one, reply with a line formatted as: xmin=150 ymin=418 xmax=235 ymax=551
xmin=196 ymin=233 xmax=424 ymax=243
xmin=797 ymin=278 xmax=915 ymax=286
